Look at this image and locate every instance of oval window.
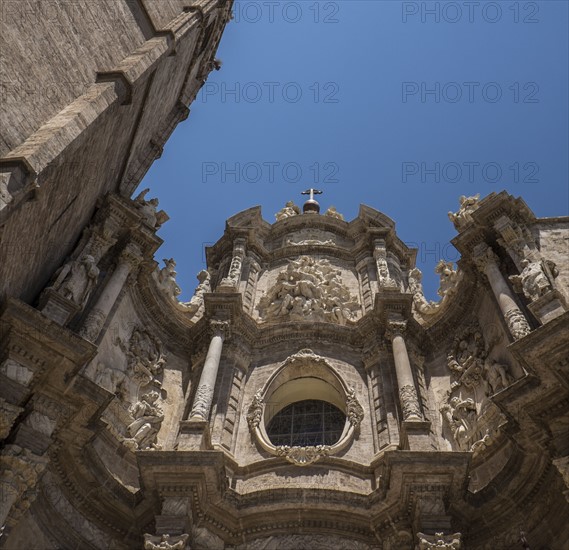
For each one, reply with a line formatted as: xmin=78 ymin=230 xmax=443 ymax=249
xmin=265 ymin=399 xmax=346 ymax=447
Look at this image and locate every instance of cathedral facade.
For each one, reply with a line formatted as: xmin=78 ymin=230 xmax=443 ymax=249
xmin=1 ymin=1 xmax=569 ymax=548
xmin=0 ymin=190 xmax=568 ymax=549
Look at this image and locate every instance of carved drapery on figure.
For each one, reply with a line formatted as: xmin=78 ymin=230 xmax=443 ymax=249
xmin=124 ymin=390 xmax=164 ymax=451
xmin=448 ymin=194 xmax=480 ymax=230
xmin=257 ymin=256 xmax=359 ymax=325
xmin=473 ymin=244 xmax=530 ymax=340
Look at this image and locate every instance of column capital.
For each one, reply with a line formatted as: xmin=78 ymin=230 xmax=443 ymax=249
xmin=209 ymin=319 xmax=230 ymax=339
xmin=118 ymin=242 xmax=143 ymax=270
xmin=472 ymin=243 xmax=498 ymax=273
xmin=386 ymin=320 xmax=407 ymax=339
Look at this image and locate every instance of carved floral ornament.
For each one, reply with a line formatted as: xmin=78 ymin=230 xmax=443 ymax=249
xmin=246 ymin=350 xmax=364 ymax=466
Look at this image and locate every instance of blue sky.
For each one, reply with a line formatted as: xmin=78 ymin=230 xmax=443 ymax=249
xmin=139 ymin=0 xmax=569 ymax=300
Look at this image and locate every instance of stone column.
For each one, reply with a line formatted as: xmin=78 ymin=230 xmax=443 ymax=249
xmin=189 ymin=320 xmax=230 ymax=421
xmin=473 ymin=244 xmax=530 ymax=340
xmin=79 ymin=243 xmax=142 ymax=342
xmin=219 ymin=237 xmax=246 ymax=290
xmin=387 ymin=321 xmax=422 ymax=421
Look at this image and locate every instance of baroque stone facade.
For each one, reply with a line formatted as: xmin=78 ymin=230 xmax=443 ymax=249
xmin=0 ymin=190 xmax=568 ymax=549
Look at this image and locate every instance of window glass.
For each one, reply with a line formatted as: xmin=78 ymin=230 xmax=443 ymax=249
xmin=266 ymin=399 xmax=345 ymax=447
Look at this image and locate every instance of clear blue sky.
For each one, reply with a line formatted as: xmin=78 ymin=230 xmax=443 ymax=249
xmin=139 ymin=0 xmax=569 ymax=301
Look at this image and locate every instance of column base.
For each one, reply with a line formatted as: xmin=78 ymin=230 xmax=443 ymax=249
xmin=400 ymin=420 xmax=432 ymax=451
xmin=177 ymin=419 xmax=211 ymax=451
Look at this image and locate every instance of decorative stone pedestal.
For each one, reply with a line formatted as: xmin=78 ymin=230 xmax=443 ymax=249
xmin=38 ymin=289 xmax=80 ymax=325
xmin=401 ymin=420 xmax=432 ymax=451
xmin=528 ymin=289 xmax=568 ymax=324
xmin=177 ymin=419 xmax=211 ymax=451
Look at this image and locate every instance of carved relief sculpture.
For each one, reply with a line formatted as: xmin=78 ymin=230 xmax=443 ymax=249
xmin=257 ymin=256 xmax=359 ymax=325
xmin=117 ymin=327 xmax=165 ymax=386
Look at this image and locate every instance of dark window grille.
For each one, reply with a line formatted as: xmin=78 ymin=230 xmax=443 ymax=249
xmin=266 ymin=399 xmax=345 ymax=447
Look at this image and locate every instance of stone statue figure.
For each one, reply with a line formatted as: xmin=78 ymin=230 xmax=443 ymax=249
xmin=448 ymin=194 xmax=480 ymax=230
xmin=324 ymin=206 xmax=344 ymax=220
xmin=483 ymin=359 xmax=511 ymax=395
xmin=55 ymin=254 xmax=99 ymax=307
xmin=155 ymin=258 xmax=181 ymax=301
xmin=510 ymin=258 xmax=552 ymax=301
xmin=408 ymin=268 xmax=439 ymax=315
xmin=435 ymin=260 xmax=459 ymax=298
xmin=275 ymin=201 xmax=301 ymax=221
xmin=134 ymin=188 xmax=168 ymax=229
xmin=124 ymin=391 xmax=164 ymax=450
xmin=440 ymin=397 xmax=477 ymax=451
xmin=180 ymin=270 xmax=211 ymax=315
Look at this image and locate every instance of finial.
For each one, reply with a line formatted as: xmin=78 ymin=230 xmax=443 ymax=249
xmin=301 ymin=188 xmax=323 ymax=214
